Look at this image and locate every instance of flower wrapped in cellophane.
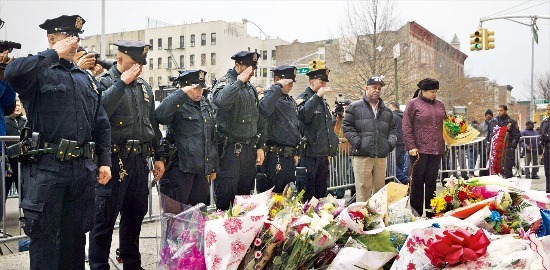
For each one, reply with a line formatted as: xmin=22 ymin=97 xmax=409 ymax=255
xmin=430 ymin=177 xmax=496 ymax=218
xmin=443 ymin=114 xmax=479 ymax=145
xmin=239 ymin=184 xmax=304 ymax=270
xmin=338 ymin=202 xmax=384 ymax=234
xmin=158 ymin=192 xmax=206 ymax=270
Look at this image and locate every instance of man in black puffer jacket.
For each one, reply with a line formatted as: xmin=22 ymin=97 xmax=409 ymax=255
xmin=343 ymin=76 xmax=397 ymax=202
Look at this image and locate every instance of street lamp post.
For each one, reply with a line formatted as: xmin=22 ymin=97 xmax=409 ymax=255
xmin=242 ymin=18 xmax=272 ymax=89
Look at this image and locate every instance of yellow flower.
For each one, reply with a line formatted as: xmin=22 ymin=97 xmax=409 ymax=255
xmin=430 ymin=196 xmax=447 ymax=214
xmin=269 ymin=209 xmax=277 ymax=217
xmin=272 ymin=194 xmax=283 ymax=204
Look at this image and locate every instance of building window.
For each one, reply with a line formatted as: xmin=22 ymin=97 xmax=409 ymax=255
xmin=201 ymin=33 xmax=206 ymax=46
xmin=158 ymin=57 xmax=162 ymax=69
xmin=149 ymin=58 xmax=153 ymax=70
xmin=248 ymin=47 xmax=250 ymax=51
xmin=179 ymin=36 xmax=184 ymax=48
xmin=210 ymin=73 xmax=216 ymax=83
xmin=167 ymin=37 xmax=172 ymax=50
xmin=211 ymin=53 xmax=216 ymax=65
xmin=201 ymin=53 xmax=206 ymax=66
xmin=190 ymin=54 xmax=195 ymax=66
xmin=271 ymin=50 xmax=276 ymax=60
xmin=149 ymin=39 xmax=153 ymax=49
xmin=168 ymin=56 xmax=172 ymax=69
xmin=149 ymin=77 xmax=153 ymax=86
xmin=211 ymin=33 xmax=216 ymax=45
xmin=190 ymin=34 xmax=195 ymax=47
xmin=262 ymin=50 xmax=267 ymax=60
xmin=91 ymin=45 xmax=96 ymax=52
xmin=157 ymin=38 xmax=162 ymax=50
xmin=180 ymin=55 xmax=185 ymax=68
xmin=262 ymin=68 xmax=267 ymax=78
xmin=158 ymin=76 xmax=162 ymax=86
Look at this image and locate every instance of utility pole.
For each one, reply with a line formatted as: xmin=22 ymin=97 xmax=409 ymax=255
xmin=477 ymin=15 xmax=549 ymax=121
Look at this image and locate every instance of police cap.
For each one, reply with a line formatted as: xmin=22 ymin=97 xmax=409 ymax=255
xmin=39 ymin=15 xmax=85 ymax=36
xmin=175 ymin=70 xmax=207 ymax=87
xmin=417 ymin=78 xmax=439 ymax=90
xmin=306 ymin=58 xmax=330 ymax=82
xmin=231 ymin=51 xmax=259 ymax=68
xmin=114 ymin=40 xmax=151 ymax=65
xmin=367 ymin=76 xmax=385 ymax=87
xmin=271 ymin=65 xmax=297 ymax=82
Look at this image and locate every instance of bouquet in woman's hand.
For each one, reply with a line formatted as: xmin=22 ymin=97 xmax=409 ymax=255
xmin=443 ymin=114 xmax=479 ymax=145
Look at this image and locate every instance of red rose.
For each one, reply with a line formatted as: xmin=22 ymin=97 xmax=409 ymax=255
xmin=457 ymin=190 xmax=468 ymax=201
xmin=444 ymin=195 xmax=452 ymax=203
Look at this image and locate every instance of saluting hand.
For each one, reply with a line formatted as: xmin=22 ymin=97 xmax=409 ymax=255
xmin=153 ymin=160 xmax=165 ymax=181
xmin=52 ymin=36 xmax=79 ymax=59
xmin=121 ymin=64 xmax=142 ymax=84
xmin=278 ymin=79 xmax=294 ymax=94
xmin=237 ymin=66 xmax=254 ymax=83
xmin=76 ymin=53 xmax=96 ymax=70
xmin=317 ymin=86 xmax=332 ymax=97
xmin=97 ymin=166 xmax=112 ymax=185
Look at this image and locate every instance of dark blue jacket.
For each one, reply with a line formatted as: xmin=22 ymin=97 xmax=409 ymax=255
xmin=259 ymin=83 xmax=300 ymax=147
xmin=297 ymin=87 xmax=339 ymax=157
xmin=0 ymin=80 xmax=16 ymax=135
xmin=4 ymin=49 xmax=111 ymax=166
xmin=155 ymin=90 xmax=218 ymax=175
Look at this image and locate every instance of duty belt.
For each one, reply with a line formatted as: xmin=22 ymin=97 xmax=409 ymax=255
xmin=45 ymin=140 xmax=96 ymax=161
xmin=112 ymin=140 xmax=153 ymax=158
xmin=266 ymin=145 xmax=298 ymax=157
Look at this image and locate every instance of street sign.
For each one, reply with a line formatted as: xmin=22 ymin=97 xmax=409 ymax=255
xmin=393 ymin=44 xmax=400 ymax=59
xmin=534 ymin=99 xmax=549 ymax=104
xmin=296 ymin=67 xmax=310 ymax=74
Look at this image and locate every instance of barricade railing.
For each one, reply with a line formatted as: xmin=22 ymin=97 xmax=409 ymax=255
xmin=439 ymin=137 xmax=487 ymax=180
xmin=517 ymin=135 xmax=544 ymax=177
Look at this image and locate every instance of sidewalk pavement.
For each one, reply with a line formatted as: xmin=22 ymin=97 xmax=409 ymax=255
xmin=0 ymin=173 xmax=548 ymax=269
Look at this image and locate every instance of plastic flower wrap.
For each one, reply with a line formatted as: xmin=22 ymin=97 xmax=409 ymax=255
xmin=443 ymin=114 xmax=479 ymax=145
xmin=483 ymin=191 xmax=531 ymax=234
xmin=239 ymin=184 xmax=304 ymax=270
xmin=338 ymin=202 xmax=384 ymax=234
xmin=158 ymin=192 xmax=206 ymax=270
xmin=204 ymin=199 xmax=269 ymax=270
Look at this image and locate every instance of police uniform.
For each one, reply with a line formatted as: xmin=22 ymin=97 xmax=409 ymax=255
xmin=156 ymin=70 xmax=218 ymax=205
xmin=296 ymin=59 xmax=339 ymax=201
xmin=211 ymin=51 xmax=266 ymax=210
xmin=540 ymin=116 xmax=550 ymax=192
xmin=88 ymin=41 xmax=162 ymax=270
xmin=4 ymin=15 xmax=111 ymax=270
xmin=257 ymin=65 xmax=300 ymax=193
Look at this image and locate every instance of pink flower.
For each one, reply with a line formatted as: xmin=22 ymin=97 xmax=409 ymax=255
xmin=231 ymin=239 xmax=247 ymax=256
xmin=223 ymin=218 xmax=243 ymax=234
xmin=254 ymin=238 xmax=262 ymax=246
xmin=205 ymin=230 xmax=216 ymax=248
xmin=318 ymin=235 xmax=328 ymax=246
xmin=255 ymin=251 xmax=262 ymax=259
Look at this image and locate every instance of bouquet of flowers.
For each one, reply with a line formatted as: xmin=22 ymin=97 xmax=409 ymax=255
xmin=484 ymin=192 xmax=531 ymax=234
xmin=489 ymin=124 xmax=508 ymax=175
xmin=443 ymin=114 xmax=479 ymax=145
xmin=157 ymin=192 xmax=206 ymax=270
xmin=430 ymin=178 xmax=491 ymax=216
xmin=338 ymin=202 xmax=383 ymax=234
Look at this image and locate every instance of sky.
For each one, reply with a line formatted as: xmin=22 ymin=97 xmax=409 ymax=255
xmin=0 ymin=0 xmax=549 ymax=102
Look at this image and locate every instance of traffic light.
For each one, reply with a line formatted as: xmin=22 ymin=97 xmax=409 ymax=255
xmin=484 ymin=29 xmax=495 ymax=50
xmin=470 ymin=29 xmax=483 ymax=51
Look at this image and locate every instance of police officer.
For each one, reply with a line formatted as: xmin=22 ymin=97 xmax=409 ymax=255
xmin=4 ymin=15 xmax=112 ymax=270
xmin=539 ymin=104 xmax=550 ymax=193
xmin=257 ymin=65 xmax=300 ymax=193
xmin=486 ymin=104 xmax=520 ymax=178
xmin=211 ymin=51 xmax=266 ymax=210
xmin=88 ymin=40 xmax=164 ymax=270
xmin=156 ymin=70 xmax=218 ymax=205
xmin=296 ymin=59 xmax=339 ymax=201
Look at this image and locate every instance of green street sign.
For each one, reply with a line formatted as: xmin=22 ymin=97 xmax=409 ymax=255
xmin=534 ymin=99 xmax=548 ymax=104
xmin=296 ymin=67 xmax=310 ymax=74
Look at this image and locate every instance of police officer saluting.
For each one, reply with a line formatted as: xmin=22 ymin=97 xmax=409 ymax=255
xmin=297 ymin=59 xmax=339 ymax=201
xmin=88 ymin=40 xmax=164 ymax=270
xmin=211 ymin=51 xmax=266 ymax=210
xmin=258 ymin=65 xmax=300 ymax=193
xmin=4 ymin=15 xmax=112 ymax=270
xmin=156 ymin=70 xmax=218 ymax=205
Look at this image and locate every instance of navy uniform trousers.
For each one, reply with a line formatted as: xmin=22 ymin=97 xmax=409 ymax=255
xmin=21 ymin=155 xmax=96 ymax=270
xmin=298 ymin=156 xmax=329 ymax=202
xmin=214 ymin=142 xmax=256 ymax=211
xmin=88 ymin=154 xmax=149 ymax=270
xmin=159 ymin=161 xmax=209 ymax=206
xmin=257 ymin=152 xmax=295 ymax=193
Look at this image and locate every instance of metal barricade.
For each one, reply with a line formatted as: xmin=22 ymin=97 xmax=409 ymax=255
xmin=439 ymin=137 xmax=487 ymax=179
xmin=517 ymin=135 xmax=544 ymax=177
